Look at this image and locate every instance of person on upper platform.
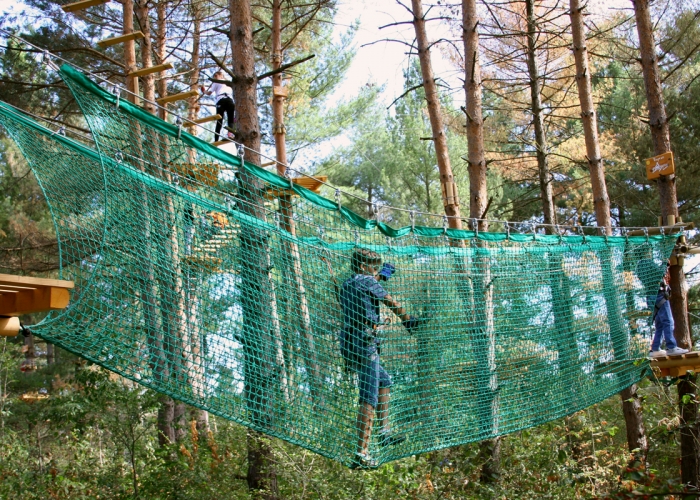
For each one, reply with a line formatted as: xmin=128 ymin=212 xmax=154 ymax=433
xmin=201 ymin=69 xmax=235 ymax=142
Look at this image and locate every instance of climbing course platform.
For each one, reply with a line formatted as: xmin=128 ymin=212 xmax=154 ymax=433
xmin=0 ymin=274 xmax=74 ymax=336
xmin=0 ymin=64 xmax=688 ymax=468
xmin=651 ymin=352 xmax=700 ymax=378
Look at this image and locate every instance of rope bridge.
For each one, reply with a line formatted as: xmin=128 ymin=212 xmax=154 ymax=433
xmin=0 ymin=64 xmax=679 ymax=468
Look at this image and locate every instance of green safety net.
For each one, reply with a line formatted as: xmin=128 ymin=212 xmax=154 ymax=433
xmin=0 ymin=64 xmax=680 ymax=468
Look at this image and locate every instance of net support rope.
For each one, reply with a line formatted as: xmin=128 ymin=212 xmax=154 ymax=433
xmin=0 ymin=64 xmax=680 ymax=468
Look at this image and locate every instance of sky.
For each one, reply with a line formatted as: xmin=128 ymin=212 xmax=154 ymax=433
xmin=329 ymin=0 xmax=632 ymax=106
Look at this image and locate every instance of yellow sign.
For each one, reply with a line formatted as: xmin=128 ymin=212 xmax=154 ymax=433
xmin=645 ymin=151 xmax=675 ymax=180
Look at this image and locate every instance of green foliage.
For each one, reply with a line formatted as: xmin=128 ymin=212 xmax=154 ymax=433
xmin=1 ymin=340 xmax=695 ymax=499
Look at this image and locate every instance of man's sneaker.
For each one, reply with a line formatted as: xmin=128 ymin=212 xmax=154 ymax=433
xmin=350 ymin=452 xmax=378 ymax=470
xmin=227 ymin=131 xmax=235 ymax=140
xmin=667 ymin=347 xmax=689 ymax=356
xmin=378 ymin=431 xmax=406 ymax=447
xmin=649 ymin=350 xmax=667 ymax=358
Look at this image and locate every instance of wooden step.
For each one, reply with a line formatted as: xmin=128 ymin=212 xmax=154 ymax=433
xmin=266 ymin=175 xmax=328 ymax=198
xmin=20 ymin=392 xmax=49 ymax=403
xmin=62 ymin=0 xmax=109 ymax=13
xmin=193 ymin=114 xmax=221 ymax=124
xmin=157 ymin=90 xmax=199 ymax=105
xmin=168 ymin=162 xmax=219 ymax=187
xmin=97 ymin=31 xmax=144 ymax=49
xmin=211 ymin=236 xmax=236 ymax=243
xmin=292 ymin=175 xmax=327 ymax=192
xmin=128 ymin=62 xmax=173 ymax=78
xmin=183 ymin=255 xmax=222 ymax=272
xmin=212 ymin=139 xmax=234 ymax=146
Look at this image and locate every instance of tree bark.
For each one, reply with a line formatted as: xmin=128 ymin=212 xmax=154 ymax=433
xmin=569 ymin=0 xmax=609 ymax=228
xmin=463 ymin=0 xmax=499 ymax=482
xmin=46 ymin=342 xmax=54 ymax=365
xmin=570 ymin=0 xmax=647 ymax=459
xmin=525 ymin=0 xmax=555 ymax=227
xmin=463 ymin=0 xmax=486 ymax=232
xmin=632 ymin=0 xmax=697 ymax=485
xmin=230 ymin=0 xmax=279 ymax=497
xmin=155 ymin=0 xmax=168 ymax=120
xmin=135 ymin=0 xmax=156 ymax=113
xmin=411 ymin=0 xmax=462 ymax=228
xmin=123 ymin=0 xmax=139 ymax=102
xmin=184 ymin=0 xmax=210 ymax=432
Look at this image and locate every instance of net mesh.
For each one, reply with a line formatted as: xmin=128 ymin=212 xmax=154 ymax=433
xmin=0 ymin=64 xmax=679 ymax=468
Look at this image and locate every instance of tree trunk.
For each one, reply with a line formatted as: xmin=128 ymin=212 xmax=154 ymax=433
xmin=411 ymin=0 xmax=462 ymax=228
xmin=158 ymin=395 xmax=175 ymax=446
xmin=184 ymin=0 xmax=210 ymax=432
xmin=525 ymin=0 xmax=555 ymax=227
xmin=463 ymin=0 xmax=499 ymax=482
xmin=135 ymin=0 xmax=156 ymax=113
xmin=21 ymin=332 xmax=36 ymax=372
xmin=463 ymin=0 xmax=486 ymax=232
xmin=569 ymin=0 xmax=609 ymax=228
xmin=632 ymin=0 xmax=697 ymax=485
xmin=155 ymin=0 xmax=168 ymax=119
xmin=123 ymin=0 xmax=138 ymax=102
xmin=230 ymin=0 xmax=279 ymax=497
xmin=570 ymin=0 xmax=647 ymax=459
xmin=46 ymin=342 xmax=54 ymax=365
xmin=137 ymin=0 xmax=180 ymax=446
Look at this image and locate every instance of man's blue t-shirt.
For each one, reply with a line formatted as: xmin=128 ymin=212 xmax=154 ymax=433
xmin=339 ymin=274 xmax=388 ymax=332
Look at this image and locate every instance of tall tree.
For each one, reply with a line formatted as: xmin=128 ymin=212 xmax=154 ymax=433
xmin=570 ymin=0 xmax=647 ymax=461
xmin=462 ymin=0 xmax=500 ymax=483
xmin=229 ymin=0 xmax=279 ymax=497
xmin=632 ymin=0 xmax=697 ymax=485
xmin=410 ymin=0 xmax=462 ymax=229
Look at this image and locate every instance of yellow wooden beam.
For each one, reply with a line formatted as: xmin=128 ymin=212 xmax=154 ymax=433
xmin=627 ymin=222 xmax=694 ymax=237
xmin=97 ymin=31 xmax=144 ymax=49
xmin=292 ymin=175 xmax=327 ymax=193
xmin=212 ymin=139 xmax=233 ymax=146
xmin=127 ymin=62 xmax=173 ymax=78
xmin=62 ymin=0 xmax=109 ymax=12
xmin=156 ymin=90 xmax=199 ymax=105
xmin=193 ymin=114 xmax=221 ymax=124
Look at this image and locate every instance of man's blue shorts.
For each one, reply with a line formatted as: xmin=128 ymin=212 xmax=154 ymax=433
xmin=340 ymin=332 xmax=392 ymax=408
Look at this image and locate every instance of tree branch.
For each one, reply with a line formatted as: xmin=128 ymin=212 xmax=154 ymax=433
xmin=256 ymin=54 xmax=315 ymax=81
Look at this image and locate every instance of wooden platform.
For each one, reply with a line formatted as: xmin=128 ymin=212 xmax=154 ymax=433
xmin=0 ymin=274 xmax=74 ymax=317
xmin=266 ymin=175 xmax=327 ymax=198
xmin=62 ymin=0 xmax=109 ymax=13
xmin=185 ymin=228 xmax=239 ymax=273
xmin=168 ymin=162 xmax=219 ymax=188
xmin=20 ymin=392 xmax=49 ymax=403
xmin=650 ymin=351 xmax=700 ymax=377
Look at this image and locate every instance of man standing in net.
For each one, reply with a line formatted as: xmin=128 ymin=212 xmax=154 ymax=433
xmin=636 ymin=252 xmax=688 ymax=357
xmin=339 ymin=248 xmax=420 ymax=468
